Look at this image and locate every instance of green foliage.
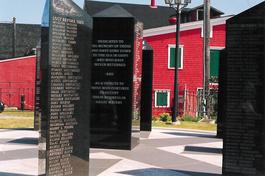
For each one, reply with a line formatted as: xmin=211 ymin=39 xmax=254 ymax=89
xmin=182 ymin=115 xmax=193 ymax=122
xmin=193 ymin=116 xmax=203 ymax=122
xmin=152 ymin=115 xmax=160 ymax=121
xmin=159 ymin=113 xmax=172 ymax=122
xmin=182 ymin=115 xmax=202 ymax=122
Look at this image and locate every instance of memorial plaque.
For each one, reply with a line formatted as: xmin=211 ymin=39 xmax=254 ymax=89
xmin=222 ymin=2 xmax=265 ymax=175
xmin=90 ymin=5 xmax=143 ymax=150
xmin=38 ymin=0 xmax=92 ymax=175
xmin=140 ymin=41 xmax=153 ymax=132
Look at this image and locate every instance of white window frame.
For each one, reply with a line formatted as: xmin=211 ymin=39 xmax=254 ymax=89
xmin=154 ymin=90 xmax=170 ymax=108
xmin=210 ymin=46 xmax=225 ymax=50
xmin=168 ymin=44 xmax=184 ymax=70
xmin=196 ymin=9 xmax=204 ymax=21
xmin=201 ymin=25 xmax=213 ymax=38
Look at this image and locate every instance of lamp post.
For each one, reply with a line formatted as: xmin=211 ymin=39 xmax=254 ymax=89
xmin=164 ymin=0 xmax=191 ymax=125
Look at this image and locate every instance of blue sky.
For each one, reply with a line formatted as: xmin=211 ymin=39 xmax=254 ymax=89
xmin=0 ymin=0 xmax=264 ymax=24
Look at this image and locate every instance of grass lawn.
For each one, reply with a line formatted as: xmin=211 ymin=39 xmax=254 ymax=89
xmin=0 ymin=110 xmax=216 ymax=131
xmin=0 ymin=110 xmax=34 ymax=117
xmin=0 ymin=111 xmax=34 ymax=128
xmin=152 ymin=121 xmax=217 ymax=131
xmin=0 ymin=118 xmax=34 ymax=128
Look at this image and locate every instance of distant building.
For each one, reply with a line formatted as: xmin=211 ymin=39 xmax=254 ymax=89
xmin=180 ymin=5 xmax=224 ymax=23
xmin=0 ymin=56 xmax=36 ymax=109
xmin=85 ymin=1 xmax=224 ymax=29
xmin=143 ymin=16 xmax=229 ymax=116
xmin=0 ymin=23 xmax=40 ymax=60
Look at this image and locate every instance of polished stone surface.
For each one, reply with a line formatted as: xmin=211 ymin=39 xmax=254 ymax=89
xmin=216 ymin=49 xmax=225 ymax=138
xmin=90 ymin=5 xmax=142 ymax=150
xmin=140 ymin=41 xmax=153 ymax=132
xmin=222 ymin=2 xmax=265 ymax=175
xmin=39 ymin=0 xmax=92 ymax=175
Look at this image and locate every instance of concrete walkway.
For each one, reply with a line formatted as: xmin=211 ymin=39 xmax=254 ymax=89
xmin=0 ymin=128 xmax=222 ymax=176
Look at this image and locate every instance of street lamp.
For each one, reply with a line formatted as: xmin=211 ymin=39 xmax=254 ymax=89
xmin=164 ymin=0 xmax=191 ymax=125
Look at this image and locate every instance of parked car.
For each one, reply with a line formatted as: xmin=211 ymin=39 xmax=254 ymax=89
xmin=0 ymin=101 xmax=4 ymax=113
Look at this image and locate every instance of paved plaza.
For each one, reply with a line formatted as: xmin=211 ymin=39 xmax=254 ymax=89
xmin=0 ymin=128 xmax=222 ymax=176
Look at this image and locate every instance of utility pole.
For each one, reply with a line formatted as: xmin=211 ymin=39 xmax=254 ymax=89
xmin=203 ymin=0 xmax=210 ymax=118
xmin=12 ymin=17 xmax=16 ymax=58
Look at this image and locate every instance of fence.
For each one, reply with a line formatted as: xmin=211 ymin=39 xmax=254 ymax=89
xmin=0 ymin=82 xmax=35 ymax=110
xmin=182 ymin=88 xmax=218 ymax=118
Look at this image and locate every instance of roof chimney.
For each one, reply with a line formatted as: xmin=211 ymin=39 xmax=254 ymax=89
xmin=150 ymin=0 xmax=157 ymax=8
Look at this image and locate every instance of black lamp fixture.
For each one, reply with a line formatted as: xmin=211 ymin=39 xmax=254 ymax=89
xmin=164 ymin=0 xmax=191 ymax=125
xmin=165 ymin=0 xmax=191 ymax=7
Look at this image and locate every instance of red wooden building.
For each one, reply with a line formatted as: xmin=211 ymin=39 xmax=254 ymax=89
xmin=144 ymin=16 xmax=230 ymax=116
xmin=0 ymin=56 xmax=36 ymax=110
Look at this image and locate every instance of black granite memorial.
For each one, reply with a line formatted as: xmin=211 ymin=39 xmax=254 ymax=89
xmin=34 ymin=42 xmax=41 ymax=131
xmin=140 ymin=41 xmax=153 ymax=132
xmin=90 ymin=5 xmax=143 ymax=150
xmin=38 ymin=0 xmax=92 ymax=175
xmin=222 ymin=2 xmax=265 ymax=175
xmin=216 ymin=49 xmax=226 ymax=138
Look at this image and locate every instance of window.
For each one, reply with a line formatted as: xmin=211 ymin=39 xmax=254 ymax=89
xmin=168 ymin=45 xmax=183 ymax=69
xmin=210 ymin=49 xmax=221 ymax=78
xmin=201 ymin=25 xmax=213 ymax=38
xmin=197 ymin=9 xmax=204 ymax=21
xmin=155 ymin=90 xmax=170 ymax=108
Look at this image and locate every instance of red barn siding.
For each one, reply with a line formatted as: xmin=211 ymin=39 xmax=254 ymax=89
xmin=0 ymin=56 xmax=36 ymax=110
xmin=145 ymin=24 xmax=226 ymax=116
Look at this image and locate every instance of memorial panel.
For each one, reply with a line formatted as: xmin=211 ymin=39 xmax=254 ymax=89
xmin=38 ymin=0 xmax=92 ymax=175
xmin=140 ymin=41 xmax=153 ymax=132
xmin=222 ymin=2 xmax=265 ymax=175
xmin=216 ymin=49 xmax=226 ymax=138
xmin=34 ymin=42 xmax=41 ymax=131
xmin=90 ymin=5 xmax=142 ymax=150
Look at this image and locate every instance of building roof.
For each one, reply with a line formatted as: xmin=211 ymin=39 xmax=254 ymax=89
xmin=84 ymin=1 xmax=224 ymax=29
xmin=144 ymin=16 xmax=232 ymax=37
xmin=0 ymin=55 xmax=36 ymax=63
xmin=0 ymin=23 xmax=40 ymax=60
xmin=84 ymin=1 xmax=175 ymax=29
xmin=184 ymin=4 xmax=224 ymax=15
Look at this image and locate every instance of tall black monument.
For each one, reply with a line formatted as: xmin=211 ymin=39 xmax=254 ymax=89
xmin=222 ymin=2 xmax=265 ymax=175
xmin=38 ymin=0 xmax=92 ymax=175
xmin=140 ymin=41 xmax=153 ymax=131
xmin=216 ymin=49 xmax=226 ymax=138
xmin=90 ymin=5 xmax=143 ymax=150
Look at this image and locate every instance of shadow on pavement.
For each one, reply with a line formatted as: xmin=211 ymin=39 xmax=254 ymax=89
xmin=0 ymin=128 xmax=34 ymax=131
xmin=0 ymin=172 xmax=35 ymax=176
xmin=119 ymin=168 xmax=221 ymax=176
xmin=162 ymin=132 xmax=216 ymax=138
xmin=8 ymin=138 xmax=38 ymax=145
xmin=184 ymin=146 xmax=222 ymax=154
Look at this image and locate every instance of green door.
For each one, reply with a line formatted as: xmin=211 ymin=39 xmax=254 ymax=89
xmin=210 ymin=49 xmax=220 ymax=78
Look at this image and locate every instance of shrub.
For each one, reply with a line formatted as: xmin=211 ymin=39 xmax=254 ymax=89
xmin=182 ymin=115 xmax=202 ymax=122
xmin=159 ymin=113 xmax=172 ymax=122
xmin=152 ymin=115 xmax=160 ymax=121
xmin=182 ymin=115 xmax=193 ymax=122
xmin=192 ymin=116 xmax=203 ymax=122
